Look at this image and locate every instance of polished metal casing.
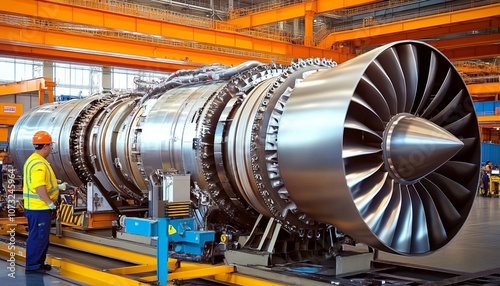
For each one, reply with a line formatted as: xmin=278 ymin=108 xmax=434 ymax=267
xmin=10 ymin=41 xmax=480 ymax=255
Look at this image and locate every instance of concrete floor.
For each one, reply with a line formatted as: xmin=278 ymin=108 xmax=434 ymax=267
xmin=0 ymin=261 xmax=79 ymax=286
xmin=378 ymin=195 xmax=500 ymax=273
xmin=1 ymin=195 xmax=499 ymax=284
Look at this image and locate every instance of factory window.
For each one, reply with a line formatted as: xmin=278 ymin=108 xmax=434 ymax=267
xmin=0 ymin=57 xmax=169 ymax=97
xmin=112 ymin=68 xmax=169 ymax=91
xmin=0 ymin=61 xmax=14 ymax=83
xmin=113 ymin=70 xmax=135 ymax=91
xmin=0 ymin=57 xmax=43 ymax=83
xmin=54 ymin=63 xmax=102 ymax=98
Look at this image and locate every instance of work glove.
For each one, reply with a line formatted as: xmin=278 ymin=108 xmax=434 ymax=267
xmin=49 ymin=202 xmax=58 ymax=210
xmin=57 ymin=182 xmax=70 ymax=191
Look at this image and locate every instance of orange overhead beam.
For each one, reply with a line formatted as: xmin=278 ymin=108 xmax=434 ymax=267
xmin=441 ymin=44 xmax=500 ymax=60
xmin=314 ymin=0 xmax=381 ymax=13
xmin=430 ymin=34 xmax=500 ymax=50
xmin=318 ymin=3 xmax=500 ymax=48
xmin=427 ymin=35 xmax=500 ymax=60
xmin=457 ymin=66 xmax=495 ymax=74
xmin=0 ymin=25 xmax=355 ymax=72
xmin=468 ymin=83 xmax=500 ymax=96
xmin=455 ymin=62 xmax=500 ymax=74
xmin=0 ymin=0 xmax=287 ymax=54
xmin=0 ymin=43 xmax=200 ymax=72
xmin=0 ymin=25 xmax=272 ymax=68
xmin=228 ymin=2 xmax=312 ymax=28
xmin=0 ymin=77 xmax=55 ymax=104
xmin=227 ymin=0 xmax=380 ymax=29
xmin=0 ymin=77 xmax=53 ymax=96
xmin=0 ymin=0 xmax=348 ymax=63
xmin=349 ymin=20 xmax=499 ymax=48
xmin=477 ymin=115 xmax=500 ymax=124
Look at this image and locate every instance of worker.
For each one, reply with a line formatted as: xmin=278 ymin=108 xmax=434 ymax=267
xmin=482 ymin=160 xmax=493 ymax=197
xmin=23 ymin=130 xmax=68 ymax=274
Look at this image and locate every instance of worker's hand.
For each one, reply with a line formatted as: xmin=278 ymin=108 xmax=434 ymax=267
xmin=48 ymin=202 xmax=58 ymax=210
xmin=57 ymin=182 xmax=70 ymax=191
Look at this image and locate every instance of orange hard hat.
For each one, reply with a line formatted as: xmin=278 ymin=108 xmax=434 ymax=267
xmin=32 ymin=130 xmax=54 ymax=144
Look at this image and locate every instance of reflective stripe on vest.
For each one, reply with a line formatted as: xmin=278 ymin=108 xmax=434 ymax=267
xmin=23 ymin=187 xmax=59 ymax=200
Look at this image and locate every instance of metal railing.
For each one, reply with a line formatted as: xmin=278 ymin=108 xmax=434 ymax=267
xmin=338 ymin=0 xmax=416 ymax=18
xmin=228 ymin=0 xmax=416 ymax=20
xmin=465 ymin=75 xmax=500 ymax=84
xmin=45 ymin=0 xmax=295 ymax=43
xmin=0 ymin=13 xmax=294 ymax=63
xmin=50 ymin=0 xmax=224 ymax=29
xmin=331 ymin=0 xmax=499 ymax=34
xmin=316 ymin=0 xmax=500 ymax=48
xmin=454 ymin=60 xmax=500 ymax=74
xmin=228 ymin=0 xmax=309 ymax=19
xmin=313 ymin=25 xmax=329 ymax=45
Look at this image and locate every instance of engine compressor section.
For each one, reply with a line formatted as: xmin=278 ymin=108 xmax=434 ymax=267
xmin=8 ymin=40 xmax=480 ymax=263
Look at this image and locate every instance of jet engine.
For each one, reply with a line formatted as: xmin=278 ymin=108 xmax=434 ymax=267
xmin=9 ymin=40 xmax=480 ymax=256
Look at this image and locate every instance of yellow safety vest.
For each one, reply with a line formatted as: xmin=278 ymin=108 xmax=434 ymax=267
xmin=23 ymin=153 xmax=59 ymax=210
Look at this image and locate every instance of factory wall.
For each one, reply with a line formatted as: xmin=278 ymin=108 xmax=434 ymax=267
xmin=0 ymin=94 xmax=40 ymax=113
xmin=482 ymin=142 xmax=500 ymax=167
xmin=474 ymin=101 xmax=500 ymax=116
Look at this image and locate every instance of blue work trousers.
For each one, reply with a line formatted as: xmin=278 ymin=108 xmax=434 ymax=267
xmin=483 ymin=173 xmax=490 ymax=196
xmin=25 ymin=209 xmax=52 ymax=270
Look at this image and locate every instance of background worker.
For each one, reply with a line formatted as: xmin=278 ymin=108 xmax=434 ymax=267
xmin=23 ymin=130 xmax=68 ymax=274
xmin=482 ymin=160 xmax=493 ymax=197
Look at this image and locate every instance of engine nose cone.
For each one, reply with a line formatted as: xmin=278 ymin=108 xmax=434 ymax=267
xmin=383 ymin=114 xmax=464 ymax=184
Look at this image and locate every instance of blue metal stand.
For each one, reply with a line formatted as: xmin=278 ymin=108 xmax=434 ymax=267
xmin=125 ymin=216 xmax=214 ymax=285
xmin=157 ymin=217 xmax=168 ymax=286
